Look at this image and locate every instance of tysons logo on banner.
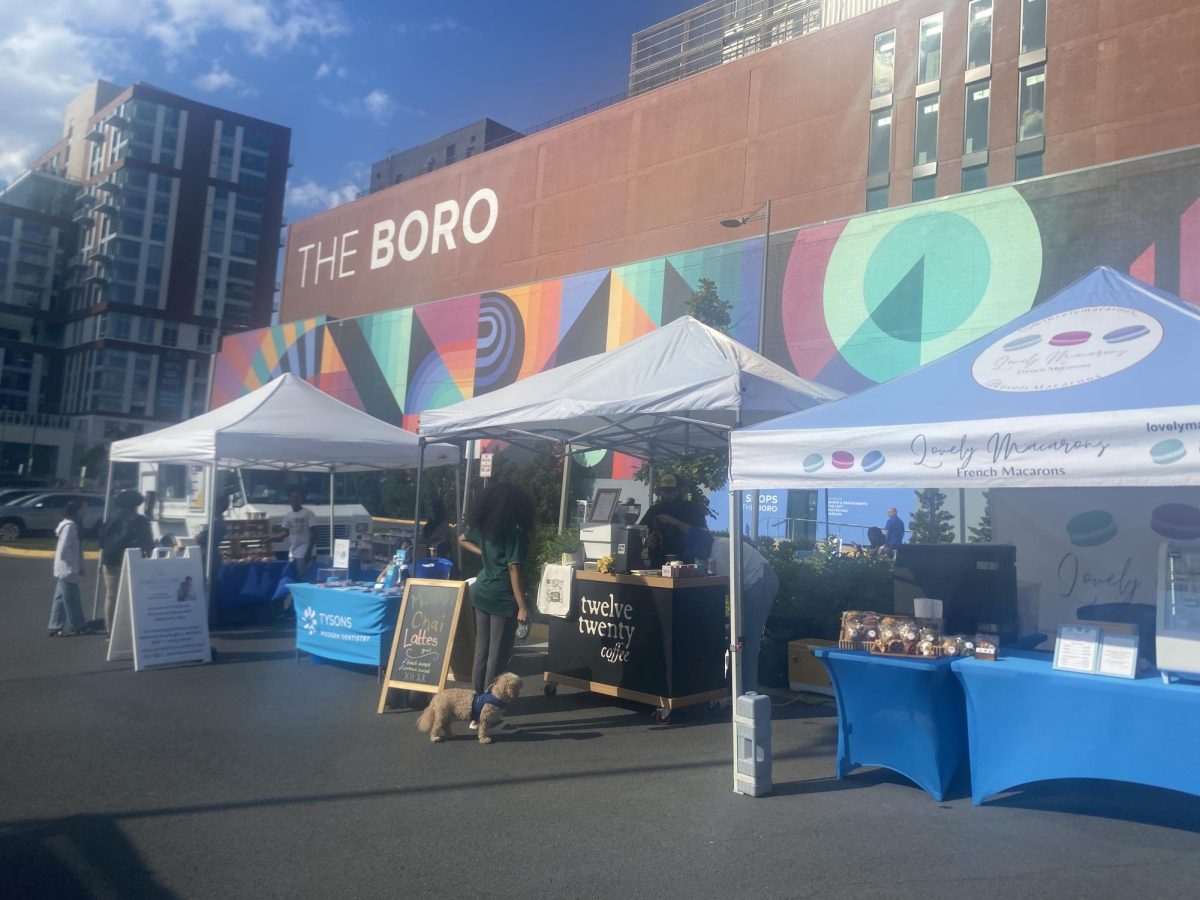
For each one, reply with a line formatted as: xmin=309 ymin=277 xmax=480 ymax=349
xmin=972 ymin=307 xmax=1162 ymax=392
xmin=302 ymin=606 xmax=317 ymax=635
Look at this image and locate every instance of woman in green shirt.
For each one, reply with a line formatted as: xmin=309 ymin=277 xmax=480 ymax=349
xmin=458 ymin=482 xmax=533 ymax=713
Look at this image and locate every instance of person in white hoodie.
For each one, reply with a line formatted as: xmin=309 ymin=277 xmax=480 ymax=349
xmin=47 ymin=500 xmax=87 ymax=637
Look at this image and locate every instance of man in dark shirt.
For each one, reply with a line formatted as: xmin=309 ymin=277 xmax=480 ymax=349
xmin=640 ymin=474 xmax=707 ymax=568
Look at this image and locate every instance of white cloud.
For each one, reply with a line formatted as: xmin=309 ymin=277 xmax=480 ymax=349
xmin=0 ymin=1 xmax=347 ymax=182
xmin=314 ymin=59 xmax=346 ymax=79
xmin=194 ymin=61 xmax=257 ymax=96
xmin=319 ymin=89 xmax=423 ymax=126
xmin=0 ymin=16 xmax=105 ymax=183
xmin=146 ymin=0 xmax=348 ymax=56
xmin=362 ymin=89 xmax=395 ymax=125
xmin=286 ymin=176 xmax=359 ymax=211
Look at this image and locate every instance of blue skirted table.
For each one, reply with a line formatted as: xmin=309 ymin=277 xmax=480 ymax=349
xmin=289 ymin=583 xmax=401 ymax=675
xmin=952 ymin=652 xmax=1200 ymax=805
xmin=214 ymin=560 xmax=292 ymax=609
xmin=812 ymin=647 xmax=968 ymax=801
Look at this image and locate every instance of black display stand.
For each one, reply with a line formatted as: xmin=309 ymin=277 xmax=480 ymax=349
xmin=544 ymin=570 xmax=729 ymax=710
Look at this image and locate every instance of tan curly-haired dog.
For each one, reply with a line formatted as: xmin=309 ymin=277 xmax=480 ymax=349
xmin=416 ymin=672 xmax=522 ymax=744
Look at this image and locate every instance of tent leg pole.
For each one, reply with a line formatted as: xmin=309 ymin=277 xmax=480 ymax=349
xmin=453 ymin=452 xmax=463 ymax=571
xmin=329 ymin=466 xmax=336 ymax=566
xmin=557 ymin=444 xmax=572 ymax=534
xmin=729 ymin=486 xmax=744 ymax=793
xmin=206 ymin=464 xmax=217 ymax=630
xmin=413 ymin=439 xmax=426 ymax=558
xmin=461 ymin=441 xmax=473 ymax=527
xmin=92 ymin=460 xmax=115 ymax=622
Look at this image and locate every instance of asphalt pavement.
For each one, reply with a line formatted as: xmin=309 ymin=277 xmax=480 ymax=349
xmin=3 ymin=554 xmax=1199 ymax=899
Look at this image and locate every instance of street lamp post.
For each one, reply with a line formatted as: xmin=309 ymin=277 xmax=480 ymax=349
xmin=721 ymin=199 xmax=772 ymax=541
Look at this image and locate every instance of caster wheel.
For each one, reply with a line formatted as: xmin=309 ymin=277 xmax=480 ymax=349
xmin=652 ymin=708 xmax=671 ymax=725
xmin=543 ymin=682 xmax=557 ymax=696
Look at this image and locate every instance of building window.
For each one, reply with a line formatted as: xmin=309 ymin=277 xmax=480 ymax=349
xmin=868 ymin=109 xmax=892 ymax=178
xmin=914 ymin=97 xmax=939 ymax=167
xmin=866 ymin=186 xmax=889 ymax=212
xmin=162 ymin=324 xmax=178 ymax=347
xmin=198 ymin=328 xmax=213 ymax=350
xmin=872 ymin=30 xmax=895 ymax=98
xmin=445 ymin=142 xmax=456 ymax=164
xmin=918 ymin=14 xmax=943 ymax=86
xmin=964 ymin=82 xmax=990 ymax=153
xmin=1021 ymin=0 xmax=1047 ymax=55
xmin=912 ymin=176 xmax=936 ymax=202
xmin=967 ymin=0 xmax=993 ymax=70
xmin=1016 ymin=152 xmax=1043 ymax=180
xmin=962 ymin=165 xmax=988 ymax=192
xmin=1018 ymin=65 xmax=1046 ymax=141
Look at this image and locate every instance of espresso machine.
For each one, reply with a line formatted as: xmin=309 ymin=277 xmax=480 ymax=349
xmin=612 ymin=498 xmax=644 ymax=574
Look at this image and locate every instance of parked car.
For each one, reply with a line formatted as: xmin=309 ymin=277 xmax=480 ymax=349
xmin=0 ymin=477 xmax=48 ymax=490
xmin=0 ymin=492 xmax=105 ymax=542
xmin=0 ymin=489 xmax=42 ymax=506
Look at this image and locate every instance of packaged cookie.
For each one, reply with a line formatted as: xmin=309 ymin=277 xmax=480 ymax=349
xmin=916 ymin=637 xmax=938 ymax=657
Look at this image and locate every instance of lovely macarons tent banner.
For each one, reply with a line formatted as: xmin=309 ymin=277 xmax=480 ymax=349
xmin=730 ymin=267 xmax=1200 ymax=491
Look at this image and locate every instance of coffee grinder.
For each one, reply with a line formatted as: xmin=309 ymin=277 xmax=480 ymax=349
xmin=613 ymin=498 xmax=644 ymax=574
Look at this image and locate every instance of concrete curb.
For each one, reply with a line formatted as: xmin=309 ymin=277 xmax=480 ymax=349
xmin=0 ymin=546 xmax=101 ymax=560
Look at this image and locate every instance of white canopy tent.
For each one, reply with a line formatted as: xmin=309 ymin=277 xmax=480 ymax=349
xmin=110 ymin=372 xmax=457 ymax=471
xmin=420 ymin=316 xmax=842 ymax=457
xmin=105 ymin=373 xmax=458 ymax=617
xmin=418 ymin=316 xmax=841 ymax=791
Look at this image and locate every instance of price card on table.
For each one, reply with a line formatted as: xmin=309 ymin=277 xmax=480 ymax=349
xmin=1053 ymin=623 xmax=1101 ymax=674
xmin=1097 ymin=626 xmax=1139 ymax=679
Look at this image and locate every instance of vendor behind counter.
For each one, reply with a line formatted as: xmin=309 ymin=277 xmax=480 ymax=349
xmin=640 ymin=474 xmax=708 ymax=568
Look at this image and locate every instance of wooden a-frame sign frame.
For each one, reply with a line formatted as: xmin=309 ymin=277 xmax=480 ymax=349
xmin=377 ymin=578 xmax=467 ymax=713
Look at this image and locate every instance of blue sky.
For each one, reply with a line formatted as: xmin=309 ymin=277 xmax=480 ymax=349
xmin=1 ymin=1 xmax=699 ymax=219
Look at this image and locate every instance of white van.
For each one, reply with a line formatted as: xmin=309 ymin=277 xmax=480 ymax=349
xmin=139 ymin=463 xmax=372 ymax=557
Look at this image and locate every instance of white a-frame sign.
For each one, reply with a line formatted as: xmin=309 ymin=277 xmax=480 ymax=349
xmin=107 ymin=547 xmax=212 ymax=671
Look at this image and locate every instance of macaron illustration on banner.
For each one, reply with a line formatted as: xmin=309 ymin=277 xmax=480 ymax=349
xmin=1151 ymin=503 xmax=1200 ymax=541
xmin=1065 ymin=510 xmax=1118 ymax=547
xmin=1150 ymin=438 xmax=1187 ymax=466
xmin=972 ymin=307 xmax=1162 ymax=392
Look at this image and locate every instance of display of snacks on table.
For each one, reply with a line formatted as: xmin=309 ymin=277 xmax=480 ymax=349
xmin=939 ymin=635 xmax=977 ymax=658
xmin=840 ymin=608 xmax=981 ymax=658
xmin=219 ymin=519 xmax=276 ymax=562
xmin=840 ymin=610 xmax=882 ymax=649
xmin=972 ymin=634 xmax=998 ymax=660
xmin=869 ymin=615 xmax=944 ymax=657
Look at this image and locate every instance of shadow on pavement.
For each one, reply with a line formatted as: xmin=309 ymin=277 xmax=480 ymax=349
xmin=983 ymin=779 xmax=1200 ymax=833
xmin=0 ymin=816 xmax=175 ymax=899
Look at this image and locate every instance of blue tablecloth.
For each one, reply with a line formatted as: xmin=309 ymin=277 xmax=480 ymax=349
xmin=214 ymin=561 xmax=291 ymax=608
xmin=952 ymin=652 xmax=1200 ymax=805
xmin=813 ymin=647 xmax=968 ymax=801
xmin=290 ymin=583 xmax=401 ymax=668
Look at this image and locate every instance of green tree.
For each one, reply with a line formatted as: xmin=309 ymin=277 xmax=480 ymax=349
xmin=633 ymin=453 xmax=725 ymax=521
xmin=968 ymin=491 xmax=992 ymax=543
xmin=686 ymin=277 xmax=732 ymax=334
xmin=909 ymin=488 xmax=956 ymax=544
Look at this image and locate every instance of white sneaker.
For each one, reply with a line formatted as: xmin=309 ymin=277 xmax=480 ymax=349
xmin=469 ymin=721 xmax=478 ymax=730
xmin=486 ymin=721 xmax=518 ymax=735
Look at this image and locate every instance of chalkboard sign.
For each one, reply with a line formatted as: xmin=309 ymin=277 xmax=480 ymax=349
xmin=377 ymin=579 xmax=467 ymax=713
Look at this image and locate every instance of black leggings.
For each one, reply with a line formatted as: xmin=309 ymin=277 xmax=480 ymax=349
xmin=472 ymin=609 xmax=518 ymax=696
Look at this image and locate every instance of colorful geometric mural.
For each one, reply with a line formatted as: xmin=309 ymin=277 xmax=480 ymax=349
xmin=213 ymin=148 xmax=1200 ymax=475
